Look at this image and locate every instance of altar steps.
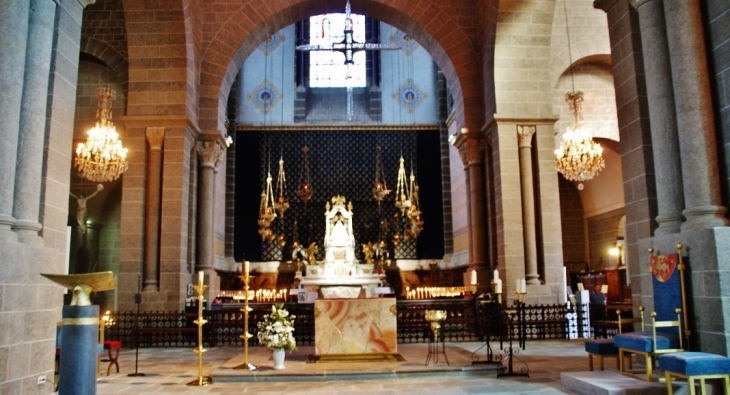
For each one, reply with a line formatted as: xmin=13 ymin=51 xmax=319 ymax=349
xmin=213 ymin=343 xmax=499 ymax=383
xmin=561 ymin=371 xmax=725 ymax=395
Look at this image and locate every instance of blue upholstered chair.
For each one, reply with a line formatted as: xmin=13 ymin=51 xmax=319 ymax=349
xmin=613 ymin=243 xmax=689 ymax=381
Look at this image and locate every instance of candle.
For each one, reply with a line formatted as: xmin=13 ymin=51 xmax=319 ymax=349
xmin=244 ymin=260 xmax=250 ymax=274
xmin=496 ymin=279 xmax=502 ymax=293
xmin=520 ymin=278 xmax=527 ymax=293
xmin=493 ymin=269 xmax=499 ymax=280
xmin=516 ymin=279 xmax=521 ymax=293
xmin=198 ymin=270 xmax=204 ymax=284
xmin=470 ymin=269 xmax=477 ymax=285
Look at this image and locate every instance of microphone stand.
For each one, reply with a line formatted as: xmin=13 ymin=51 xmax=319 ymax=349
xmin=127 ymin=274 xmax=145 ymax=377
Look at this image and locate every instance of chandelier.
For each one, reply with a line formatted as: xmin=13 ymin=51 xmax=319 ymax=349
xmin=372 ymin=146 xmax=391 ymax=206
xmin=554 ymin=0 xmax=604 ymax=190
xmin=74 ymin=87 xmax=129 ymax=183
xmin=257 ymin=170 xmax=277 ymax=243
xmin=394 ymin=155 xmax=410 ymax=214
xmin=295 ymin=146 xmax=313 ymax=205
xmin=274 ymin=156 xmax=290 ymax=218
xmin=554 ymin=93 xmax=605 ymax=190
xmin=405 ymin=166 xmax=423 ymax=240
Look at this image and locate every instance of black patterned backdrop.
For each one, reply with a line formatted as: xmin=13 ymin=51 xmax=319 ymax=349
xmin=234 ymin=129 xmax=444 ymax=263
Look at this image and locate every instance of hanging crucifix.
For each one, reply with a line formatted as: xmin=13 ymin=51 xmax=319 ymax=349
xmin=296 ymin=0 xmax=400 ymax=121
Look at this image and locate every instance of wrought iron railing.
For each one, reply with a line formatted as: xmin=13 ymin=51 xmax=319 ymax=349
xmin=103 ymin=300 xmax=589 ymax=348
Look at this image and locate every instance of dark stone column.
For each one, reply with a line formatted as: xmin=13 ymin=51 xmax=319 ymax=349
xmin=663 ymin=0 xmax=729 ymax=230
xmin=196 ymin=138 xmax=224 ymax=300
xmin=143 ymin=127 xmax=165 ymax=292
xmin=632 ymin=0 xmax=684 ymax=235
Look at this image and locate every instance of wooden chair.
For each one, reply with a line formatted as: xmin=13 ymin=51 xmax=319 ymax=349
xmin=613 ymin=243 xmax=689 ymax=381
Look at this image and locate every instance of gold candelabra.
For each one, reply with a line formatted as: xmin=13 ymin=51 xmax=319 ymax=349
xmin=235 ymin=263 xmax=256 ymax=370
xmin=187 ymin=272 xmax=212 ymax=386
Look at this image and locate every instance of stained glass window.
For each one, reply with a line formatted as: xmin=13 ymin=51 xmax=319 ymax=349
xmin=309 ymin=13 xmax=366 ymax=87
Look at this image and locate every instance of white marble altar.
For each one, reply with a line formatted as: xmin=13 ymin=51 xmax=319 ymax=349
xmin=298 ymin=196 xmax=386 ymax=298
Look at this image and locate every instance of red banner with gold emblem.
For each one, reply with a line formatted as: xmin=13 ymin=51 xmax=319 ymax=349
xmin=651 ymin=253 xmax=677 ymax=282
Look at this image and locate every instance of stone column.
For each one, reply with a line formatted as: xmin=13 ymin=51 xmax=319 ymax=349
xmin=454 ymin=129 xmax=488 ymax=282
xmin=631 ymin=0 xmax=684 ymax=235
xmin=143 ymin=127 xmax=165 ymax=292
xmin=196 ymin=139 xmax=224 ymax=274
xmin=517 ymin=125 xmax=539 ymax=284
xmin=663 ymin=0 xmax=729 ymax=230
xmin=0 ymin=1 xmax=30 ymax=240
xmin=12 ymin=0 xmax=58 ymax=244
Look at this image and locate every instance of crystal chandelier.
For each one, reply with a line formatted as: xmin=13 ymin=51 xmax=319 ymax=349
xmin=554 ymin=0 xmax=604 ymax=190
xmin=554 ymin=93 xmax=605 ymax=190
xmin=372 ymin=146 xmax=391 ymax=205
xmin=74 ymin=87 xmax=129 ymax=183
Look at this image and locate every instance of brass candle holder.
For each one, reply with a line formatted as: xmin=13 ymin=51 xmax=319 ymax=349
xmin=515 ymin=291 xmax=527 ymax=304
xmin=186 ymin=274 xmax=213 ymax=386
xmin=234 ymin=270 xmax=256 ymax=370
xmin=424 ymin=310 xmax=449 ymax=366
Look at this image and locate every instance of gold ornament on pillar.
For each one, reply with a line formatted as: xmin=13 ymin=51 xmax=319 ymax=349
xmin=554 ymin=0 xmax=605 ymax=190
xmin=74 ymin=87 xmax=129 ymax=183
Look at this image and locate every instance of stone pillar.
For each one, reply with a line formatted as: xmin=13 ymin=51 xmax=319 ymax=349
xmin=517 ymin=125 xmax=539 ymax=284
xmin=143 ymin=127 xmax=165 ymax=292
xmin=453 ymin=129 xmax=488 ymax=282
xmin=196 ymin=138 xmax=224 ymax=274
xmin=12 ymin=0 xmax=58 ymax=244
xmin=0 ymin=1 xmax=30 ymax=240
xmin=663 ymin=0 xmax=729 ymax=230
xmin=632 ymin=0 xmax=684 ymax=235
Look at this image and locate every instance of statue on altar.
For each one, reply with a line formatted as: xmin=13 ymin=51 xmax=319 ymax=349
xmin=298 ymin=195 xmax=387 ymax=298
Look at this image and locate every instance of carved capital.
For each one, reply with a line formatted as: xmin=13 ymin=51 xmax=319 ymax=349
xmin=517 ymin=125 xmax=536 ymax=148
xmin=456 ymin=137 xmax=485 ymax=167
xmin=145 ymin=127 xmax=165 ymax=150
xmin=197 ymin=140 xmax=224 ymax=169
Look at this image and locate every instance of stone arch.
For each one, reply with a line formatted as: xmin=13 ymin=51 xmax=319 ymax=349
xmin=79 ymin=37 xmax=129 ymax=102
xmin=197 ymin=0 xmax=487 ymax=136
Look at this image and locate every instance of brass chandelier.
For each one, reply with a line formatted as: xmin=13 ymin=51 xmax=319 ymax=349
xmin=75 ymin=87 xmax=129 ymax=183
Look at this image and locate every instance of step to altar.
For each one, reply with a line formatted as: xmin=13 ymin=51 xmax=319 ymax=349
xmin=561 ymin=370 xmax=725 ymax=395
xmin=212 ymin=344 xmax=499 ymax=383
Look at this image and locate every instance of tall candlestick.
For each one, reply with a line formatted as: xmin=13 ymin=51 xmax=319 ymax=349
xmin=470 ymin=269 xmax=477 ymax=285
xmin=198 ymin=270 xmax=204 ymax=284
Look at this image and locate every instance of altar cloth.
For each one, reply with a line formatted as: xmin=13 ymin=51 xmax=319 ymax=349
xmin=314 ymin=298 xmax=398 ymax=358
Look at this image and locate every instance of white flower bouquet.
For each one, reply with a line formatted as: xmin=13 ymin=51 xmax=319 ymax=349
xmin=256 ymin=303 xmax=297 ymax=352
